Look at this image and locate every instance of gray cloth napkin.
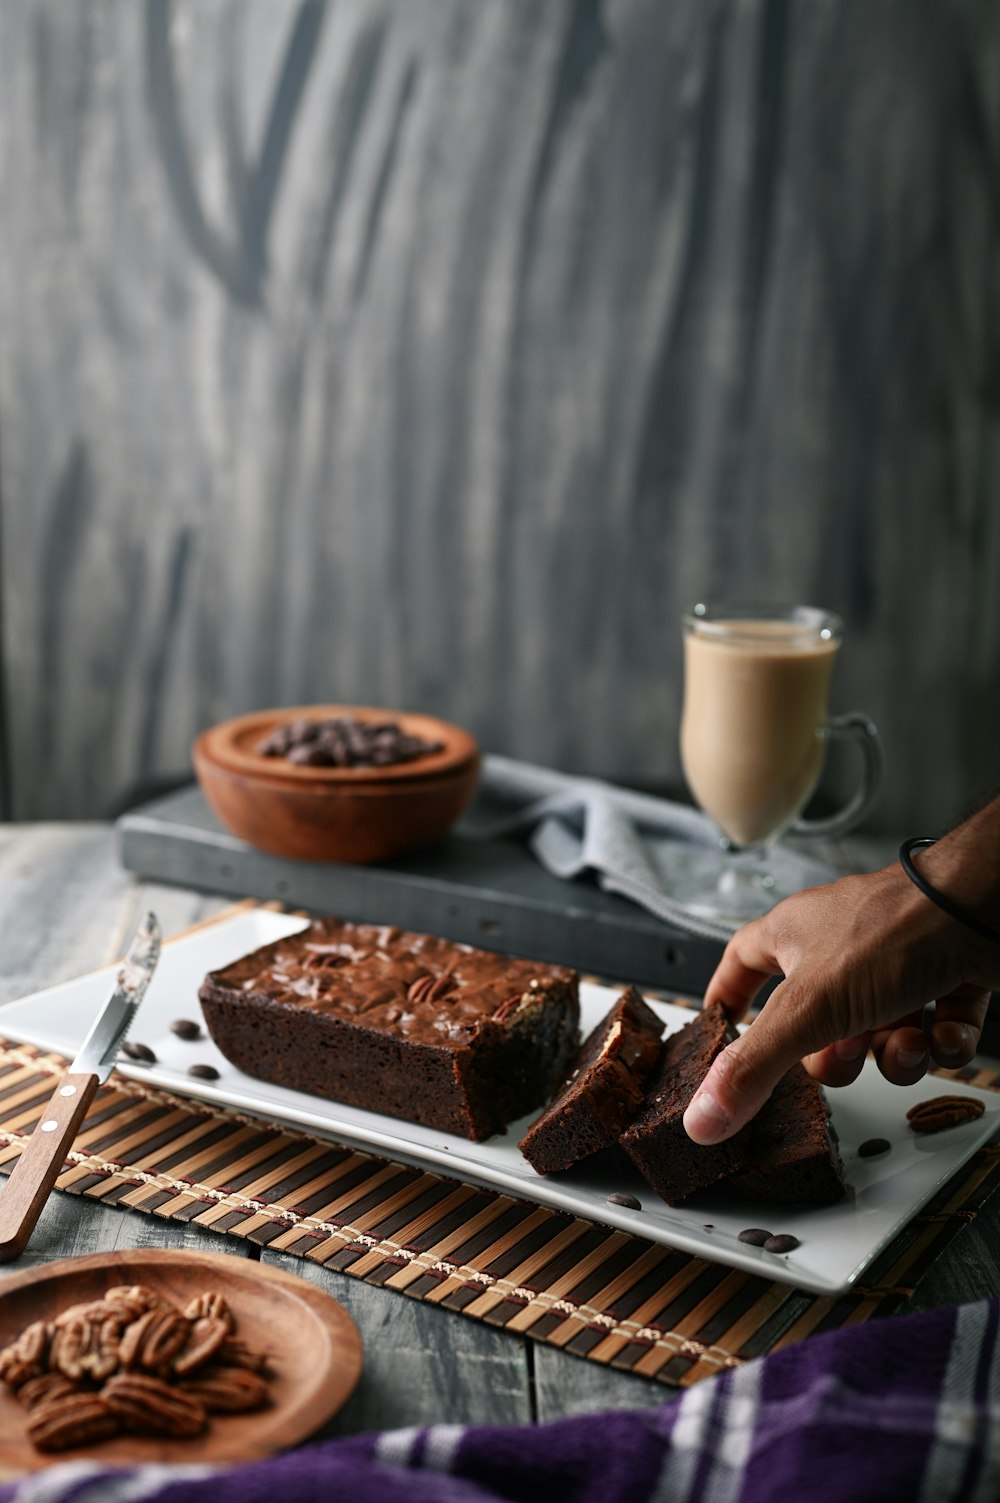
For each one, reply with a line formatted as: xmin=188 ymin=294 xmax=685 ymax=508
xmin=468 ymin=754 xmax=842 ymax=943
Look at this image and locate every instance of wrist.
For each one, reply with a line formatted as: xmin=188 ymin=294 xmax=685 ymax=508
xmin=917 ymin=837 xmax=1000 ymax=931
xmin=898 ymin=837 xmax=1000 ymax=980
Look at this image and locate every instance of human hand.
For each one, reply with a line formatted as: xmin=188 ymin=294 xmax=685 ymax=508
xmin=682 ymin=862 xmax=995 ymax=1146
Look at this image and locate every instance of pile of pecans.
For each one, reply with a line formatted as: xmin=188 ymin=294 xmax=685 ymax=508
xmin=0 ymin=1284 xmax=270 ymax=1452
xmin=257 ymin=715 xmax=444 ymax=769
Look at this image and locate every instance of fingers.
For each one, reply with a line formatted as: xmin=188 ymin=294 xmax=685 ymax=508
xmin=929 ymin=989 xmax=990 ymax=1068
xmin=703 ymin=920 xmax=782 ymax=1022
xmin=870 ymin=1023 xmax=931 ymax=1086
xmin=802 ymin=1034 xmax=869 ymax=1089
xmin=683 ymin=983 xmax=826 ymax=1145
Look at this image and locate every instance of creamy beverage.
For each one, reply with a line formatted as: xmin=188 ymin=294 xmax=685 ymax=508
xmin=681 ymin=618 xmax=839 ymax=848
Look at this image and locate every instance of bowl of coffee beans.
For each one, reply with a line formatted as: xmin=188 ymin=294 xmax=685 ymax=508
xmin=193 ymin=705 xmax=480 ymax=863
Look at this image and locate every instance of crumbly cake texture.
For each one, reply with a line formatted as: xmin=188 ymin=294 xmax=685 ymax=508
xmin=726 ymin=1063 xmax=847 ymax=1206
xmin=198 ymin=918 xmax=580 ymax=1141
xmin=619 ymin=1005 xmax=752 ymax=1204
xmin=518 ymin=986 xmax=665 ymax=1175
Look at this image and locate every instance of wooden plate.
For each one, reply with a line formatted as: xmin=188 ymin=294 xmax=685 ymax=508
xmin=0 ymin=1248 xmax=363 ymax=1475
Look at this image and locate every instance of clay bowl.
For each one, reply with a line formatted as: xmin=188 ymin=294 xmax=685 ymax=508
xmin=193 ymin=705 xmax=480 ymax=864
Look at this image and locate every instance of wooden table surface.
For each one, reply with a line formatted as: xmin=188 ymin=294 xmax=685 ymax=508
xmin=1 ymin=822 xmax=998 ymax=1436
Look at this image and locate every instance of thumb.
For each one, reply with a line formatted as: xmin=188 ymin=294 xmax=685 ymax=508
xmin=683 ymin=986 xmax=823 ymax=1144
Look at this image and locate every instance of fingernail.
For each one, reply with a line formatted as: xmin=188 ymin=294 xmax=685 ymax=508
xmin=897 ymin=1047 xmax=929 ymax=1070
xmin=683 ymin=1091 xmax=729 ymax=1145
xmin=834 ymin=1036 xmax=867 ymax=1062
xmin=937 ymin=1025 xmax=975 ymax=1060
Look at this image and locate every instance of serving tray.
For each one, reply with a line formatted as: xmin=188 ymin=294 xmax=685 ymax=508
xmin=1 ymin=909 xmax=998 ymax=1297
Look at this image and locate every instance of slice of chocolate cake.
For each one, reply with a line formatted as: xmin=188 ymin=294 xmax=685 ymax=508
xmin=199 ymin=918 xmax=579 ymax=1142
xmin=619 ymin=1005 xmax=751 ymax=1203
xmin=518 ymin=986 xmax=665 ymax=1174
xmin=726 ymin=1064 xmax=846 ymax=1205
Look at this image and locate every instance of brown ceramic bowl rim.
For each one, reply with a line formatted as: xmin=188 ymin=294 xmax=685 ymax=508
xmin=194 ymin=706 xmax=479 ymax=786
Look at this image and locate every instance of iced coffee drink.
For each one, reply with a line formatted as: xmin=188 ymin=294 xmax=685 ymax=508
xmin=681 ymin=615 xmax=839 ymax=848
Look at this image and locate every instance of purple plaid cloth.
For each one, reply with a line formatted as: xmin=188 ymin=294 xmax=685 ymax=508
xmin=4 ymin=1300 xmax=999 ymax=1503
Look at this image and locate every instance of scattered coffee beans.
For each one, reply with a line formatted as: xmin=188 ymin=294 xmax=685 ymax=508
xmin=858 ymin=1138 xmax=892 ymax=1158
xmin=739 ymin=1227 xmax=801 ymax=1253
xmin=121 ymin=1041 xmax=156 ymax=1064
xmin=187 ymin=1063 xmax=220 ymax=1081
xmin=170 ymin=1018 xmax=202 ymax=1041
xmin=258 ymin=716 xmax=444 ymax=770
xmin=763 ymin=1234 xmax=800 ymax=1255
xmin=606 ymin=1192 xmax=642 ymax=1211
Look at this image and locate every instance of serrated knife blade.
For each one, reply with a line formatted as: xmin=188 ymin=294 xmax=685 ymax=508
xmin=0 ymin=911 xmax=162 ymax=1263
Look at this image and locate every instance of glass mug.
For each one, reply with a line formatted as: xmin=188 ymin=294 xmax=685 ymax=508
xmin=679 ymin=603 xmax=883 ymax=920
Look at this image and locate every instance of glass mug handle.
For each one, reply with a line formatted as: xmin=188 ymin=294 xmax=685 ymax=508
xmin=791 ymin=713 xmax=884 ymax=841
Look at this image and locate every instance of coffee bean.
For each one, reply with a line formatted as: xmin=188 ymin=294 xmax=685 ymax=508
xmin=187 ymin=1063 xmax=220 ymax=1081
xmin=256 ymin=715 xmax=444 ymax=771
xmin=858 ymin=1137 xmax=892 ymax=1158
xmin=170 ymin=1018 xmax=201 ymax=1041
xmin=257 ymin=730 xmax=289 ymax=756
xmin=737 ymin=1228 xmax=772 ymax=1247
xmin=121 ymin=1040 xmax=156 ymax=1064
xmin=606 ymin=1192 xmax=642 ymax=1211
xmin=763 ymin=1234 xmax=800 ymax=1255
xmin=288 ymin=744 xmax=329 ymax=766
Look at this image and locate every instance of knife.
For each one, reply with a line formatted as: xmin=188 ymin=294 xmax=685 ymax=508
xmin=0 ymin=911 xmax=161 ymax=1262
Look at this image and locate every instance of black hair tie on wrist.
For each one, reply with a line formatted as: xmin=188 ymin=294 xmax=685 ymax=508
xmin=899 ymin=836 xmax=1000 ymax=948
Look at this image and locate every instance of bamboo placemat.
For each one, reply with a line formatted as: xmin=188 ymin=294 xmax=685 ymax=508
xmin=0 ymin=1038 xmax=997 ymax=1387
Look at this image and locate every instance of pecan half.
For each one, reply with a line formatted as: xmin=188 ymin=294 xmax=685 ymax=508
xmin=17 ymin=1372 xmax=80 ymax=1411
xmin=0 ymin=1320 xmax=51 ymax=1388
xmin=492 ymin=992 xmax=525 ymax=1024
xmin=907 ymin=1095 xmax=986 ymax=1134
xmin=0 ymin=1355 xmax=42 ymax=1391
xmin=216 ymin=1337 xmax=269 ymax=1374
xmin=26 ymin=1392 xmax=119 ymax=1452
xmin=49 ymin=1311 xmax=121 ymax=1382
xmin=102 ymin=1372 xmax=206 ymax=1438
xmin=183 ymin=1292 xmax=233 ymax=1331
xmin=119 ymin=1308 xmax=188 ymax=1374
xmin=407 ymin=974 xmax=434 ymax=1006
xmin=14 ymin=1320 xmax=52 ymax=1369
xmin=55 ymin=1298 xmax=130 ymax=1327
xmin=79 ymin=1294 xmax=150 ymax=1326
xmin=177 ymin=1365 xmax=269 ymax=1413
xmin=51 ymin=1317 xmax=96 ymax=1381
xmin=427 ymin=972 xmax=457 ymax=1003
xmin=172 ymin=1316 xmax=229 ymax=1377
xmin=92 ymin=1315 xmax=126 ymax=1381
xmin=104 ymin=1284 xmax=162 ymax=1313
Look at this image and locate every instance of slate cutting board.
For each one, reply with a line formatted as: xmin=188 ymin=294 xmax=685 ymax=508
xmin=116 ymin=785 xmax=723 ymax=995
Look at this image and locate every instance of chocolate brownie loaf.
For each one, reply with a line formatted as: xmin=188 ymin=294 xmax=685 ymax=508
xmin=519 ymin=987 xmax=664 ymax=1174
xmin=726 ymin=1064 xmax=846 ymax=1205
xmin=619 ymin=1005 xmax=751 ymax=1203
xmin=199 ymin=919 xmax=579 ymax=1141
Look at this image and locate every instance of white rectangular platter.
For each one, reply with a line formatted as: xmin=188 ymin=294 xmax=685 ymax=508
xmin=1 ymin=908 xmax=997 ymax=1297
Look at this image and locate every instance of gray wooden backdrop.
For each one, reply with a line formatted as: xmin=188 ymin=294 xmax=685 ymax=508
xmin=0 ymin=0 xmax=997 ymax=831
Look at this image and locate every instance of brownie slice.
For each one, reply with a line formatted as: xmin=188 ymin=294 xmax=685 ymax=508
xmin=619 ymin=1005 xmax=751 ymax=1203
xmin=199 ymin=918 xmax=579 ymax=1141
xmin=519 ymin=987 xmax=665 ymax=1174
xmin=726 ymin=1064 xmax=846 ymax=1205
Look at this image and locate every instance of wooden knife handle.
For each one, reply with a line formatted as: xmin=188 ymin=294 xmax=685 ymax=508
xmin=0 ymin=1073 xmax=99 ymax=1263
